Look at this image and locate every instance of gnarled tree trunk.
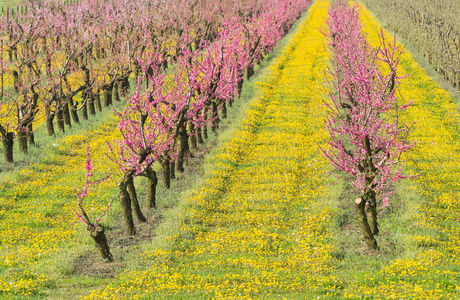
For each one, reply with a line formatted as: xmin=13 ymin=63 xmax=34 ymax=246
xmin=190 ymin=122 xmax=197 ymax=150
xmin=170 ymin=160 xmax=176 ymax=180
xmin=355 ymin=197 xmax=378 ymax=251
xmin=1 ymin=130 xmax=14 ymax=163
xmin=46 ymin=109 xmax=55 ymax=136
xmin=95 ymin=92 xmax=102 ymax=112
xmin=211 ymin=102 xmax=219 ymax=132
xmin=27 ymin=123 xmax=35 ymax=146
xmin=127 ymin=179 xmax=147 ymax=223
xmin=119 ymin=175 xmax=136 ymax=235
xmin=88 ymin=93 xmax=96 ymax=116
xmin=17 ymin=126 xmax=27 ymax=153
xmin=162 ymin=160 xmax=171 ymax=189
xmin=69 ymin=98 xmax=80 ymax=124
xmin=176 ymin=124 xmax=191 ymax=172
xmin=88 ymin=224 xmax=113 ymax=262
xmin=145 ymin=167 xmax=157 ymax=208
xmin=63 ymin=102 xmax=71 ymax=128
xmin=196 ymin=126 xmax=203 ymax=144
xmin=103 ymin=82 xmax=113 ymax=107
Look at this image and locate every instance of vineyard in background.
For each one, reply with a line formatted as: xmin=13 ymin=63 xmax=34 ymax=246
xmin=0 ymin=0 xmax=460 ymax=298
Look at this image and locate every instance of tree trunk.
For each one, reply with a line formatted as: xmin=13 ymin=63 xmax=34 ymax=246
xmin=103 ymin=82 xmax=113 ymax=107
xmin=176 ymin=125 xmax=190 ymax=172
xmin=17 ymin=127 xmax=27 ymax=153
xmin=365 ymin=198 xmax=379 ymax=236
xmin=211 ymin=102 xmax=219 ymax=132
xmin=95 ymin=92 xmax=102 ymax=112
xmin=162 ymin=160 xmax=171 ymax=189
xmin=113 ymin=81 xmax=120 ymax=102
xmin=246 ymin=66 xmax=254 ymax=80
xmin=119 ymin=177 xmax=136 ymax=235
xmin=69 ymin=98 xmax=80 ymax=124
xmin=196 ymin=126 xmax=203 ymax=144
xmin=46 ymin=110 xmax=55 ymax=136
xmin=190 ymin=122 xmax=197 ymax=150
xmin=221 ymin=102 xmax=227 ymax=119
xmin=237 ymin=77 xmax=244 ymax=98
xmin=203 ymin=106 xmax=208 ymax=139
xmin=355 ymin=197 xmax=379 ymax=251
xmin=2 ymin=131 xmax=14 ymax=163
xmin=88 ymin=224 xmax=113 ymax=262
xmin=27 ymin=123 xmax=35 ymax=146
xmin=63 ymin=102 xmax=71 ymax=128
xmin=127 ymin=180 xmax=147 ymax=223
xmin=88 ymin=93 xmax=96 ymax=116
xmin=56 ymin=108 xmax=65 ymax=133
xmin=82 ymin=100 xmax=88 ymax=120
xmin=120 ymin=77 xmax=130 ymax=96
xmin=145 ymin=167 xmax=157 ymax=208
xmin=170 ymin=160 xmax=176 ymax=179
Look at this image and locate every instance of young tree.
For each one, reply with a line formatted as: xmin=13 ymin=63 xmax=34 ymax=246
xmin=73 ymin=145 xmax=114 ymax=262
xmin=321 ymin=1 xmax=415 ymax=251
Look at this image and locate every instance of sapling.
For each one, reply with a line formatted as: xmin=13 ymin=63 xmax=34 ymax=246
xmin=73 ymin=145 xmax=114 ymax=262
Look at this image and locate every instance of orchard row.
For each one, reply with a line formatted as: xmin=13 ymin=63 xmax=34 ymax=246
xmin=0 ymin=0 xmax=310 ymax=161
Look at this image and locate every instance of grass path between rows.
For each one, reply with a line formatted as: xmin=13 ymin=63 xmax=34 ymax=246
xmin=83 ymin=1 xmax=342 ymax=298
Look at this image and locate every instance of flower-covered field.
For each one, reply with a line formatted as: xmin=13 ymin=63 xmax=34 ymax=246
xmin=83 ymin=0 xmax=340 ymax=298
xmin=1 ymin=0 xmax=460 ymax=299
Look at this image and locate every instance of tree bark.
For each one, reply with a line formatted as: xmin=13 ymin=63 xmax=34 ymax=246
xmin=127 ymin=180 xmax=147 ymax=223
xmin=170 ymin=160 xmax=176 ymax=180
xmin=221 ymin=102 xmax=227 ymax=119
xmin=88 ymin=93 xmax=96 ymax=116
xmin=63 ymin=102 xmax=71 ymax=128
xmin=46 ymin=110 xmax=55 ymax=136
xmin=56 ymin=107 xmax=65 ymax=133
xmin=103 ymin=82 xmax=113 ymax=107
xmin=113 ymin=81 xmax=120 ymax=102
xmin=237 ymin=77 xmax=244 ymax=98
xmin=355 ymin=197 xmax=379 ymax=251
xmin=88 ymin=224 xmax=113 ymax=262
xmin=17 ymin=127 xmax=27 ymax=153
xmin=145 ymin=167 xmax=157 ymax=208
xmin=95 ymin=92 xmax=102 ymax=112
xmin=365 ymin=197 xmax=379 ymax=236
xmin=69 ymin=98 xmax=80 ymax=124
xmin=196 ymin=126 xmax=203 ymax=144
xmin=211 ymin=102 xmax=219 ymax=132
xmin=203 ymin=106 xmax=208 ymax=139
xmin=246 ymin=66 xmax=254 ymax=80
xmin=176 ymin=124 xmax=190 ymax=172
xmin=162 ymin=160 xmax=171 ymax=189
xmin=2 ymin=131 xmax=14 ymax=163
xmin=27 ymin=123 xmax=34 ymax=146
xmin=190 ymin=122 xmax=197 ymax=150
xmin=119 ymin=176 xmax=136 ymax=235
xmin=81 ymin=100 xmax=88 ymax=120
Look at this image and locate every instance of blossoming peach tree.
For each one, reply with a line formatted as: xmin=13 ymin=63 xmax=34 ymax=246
xmin=321 ymin=1 xmax=415 ymax=251
xmin=74 ymin=145 xmax=114 ymax=261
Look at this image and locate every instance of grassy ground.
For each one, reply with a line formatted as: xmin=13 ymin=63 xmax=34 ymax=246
xmin=1 ymin=0 xmax=460 ymax=299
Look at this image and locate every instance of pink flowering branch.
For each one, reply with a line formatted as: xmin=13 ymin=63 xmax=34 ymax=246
xmin=74 ymin=144 xmax=112 ymax=228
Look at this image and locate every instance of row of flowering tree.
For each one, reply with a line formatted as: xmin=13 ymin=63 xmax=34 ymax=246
xmin=0 ymin=0 xmax=309 ymax=164
xmin=69 ymin=0 xmax=312 ymax=259
xmin=321 ymin=1 xmax=415 ymax=251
